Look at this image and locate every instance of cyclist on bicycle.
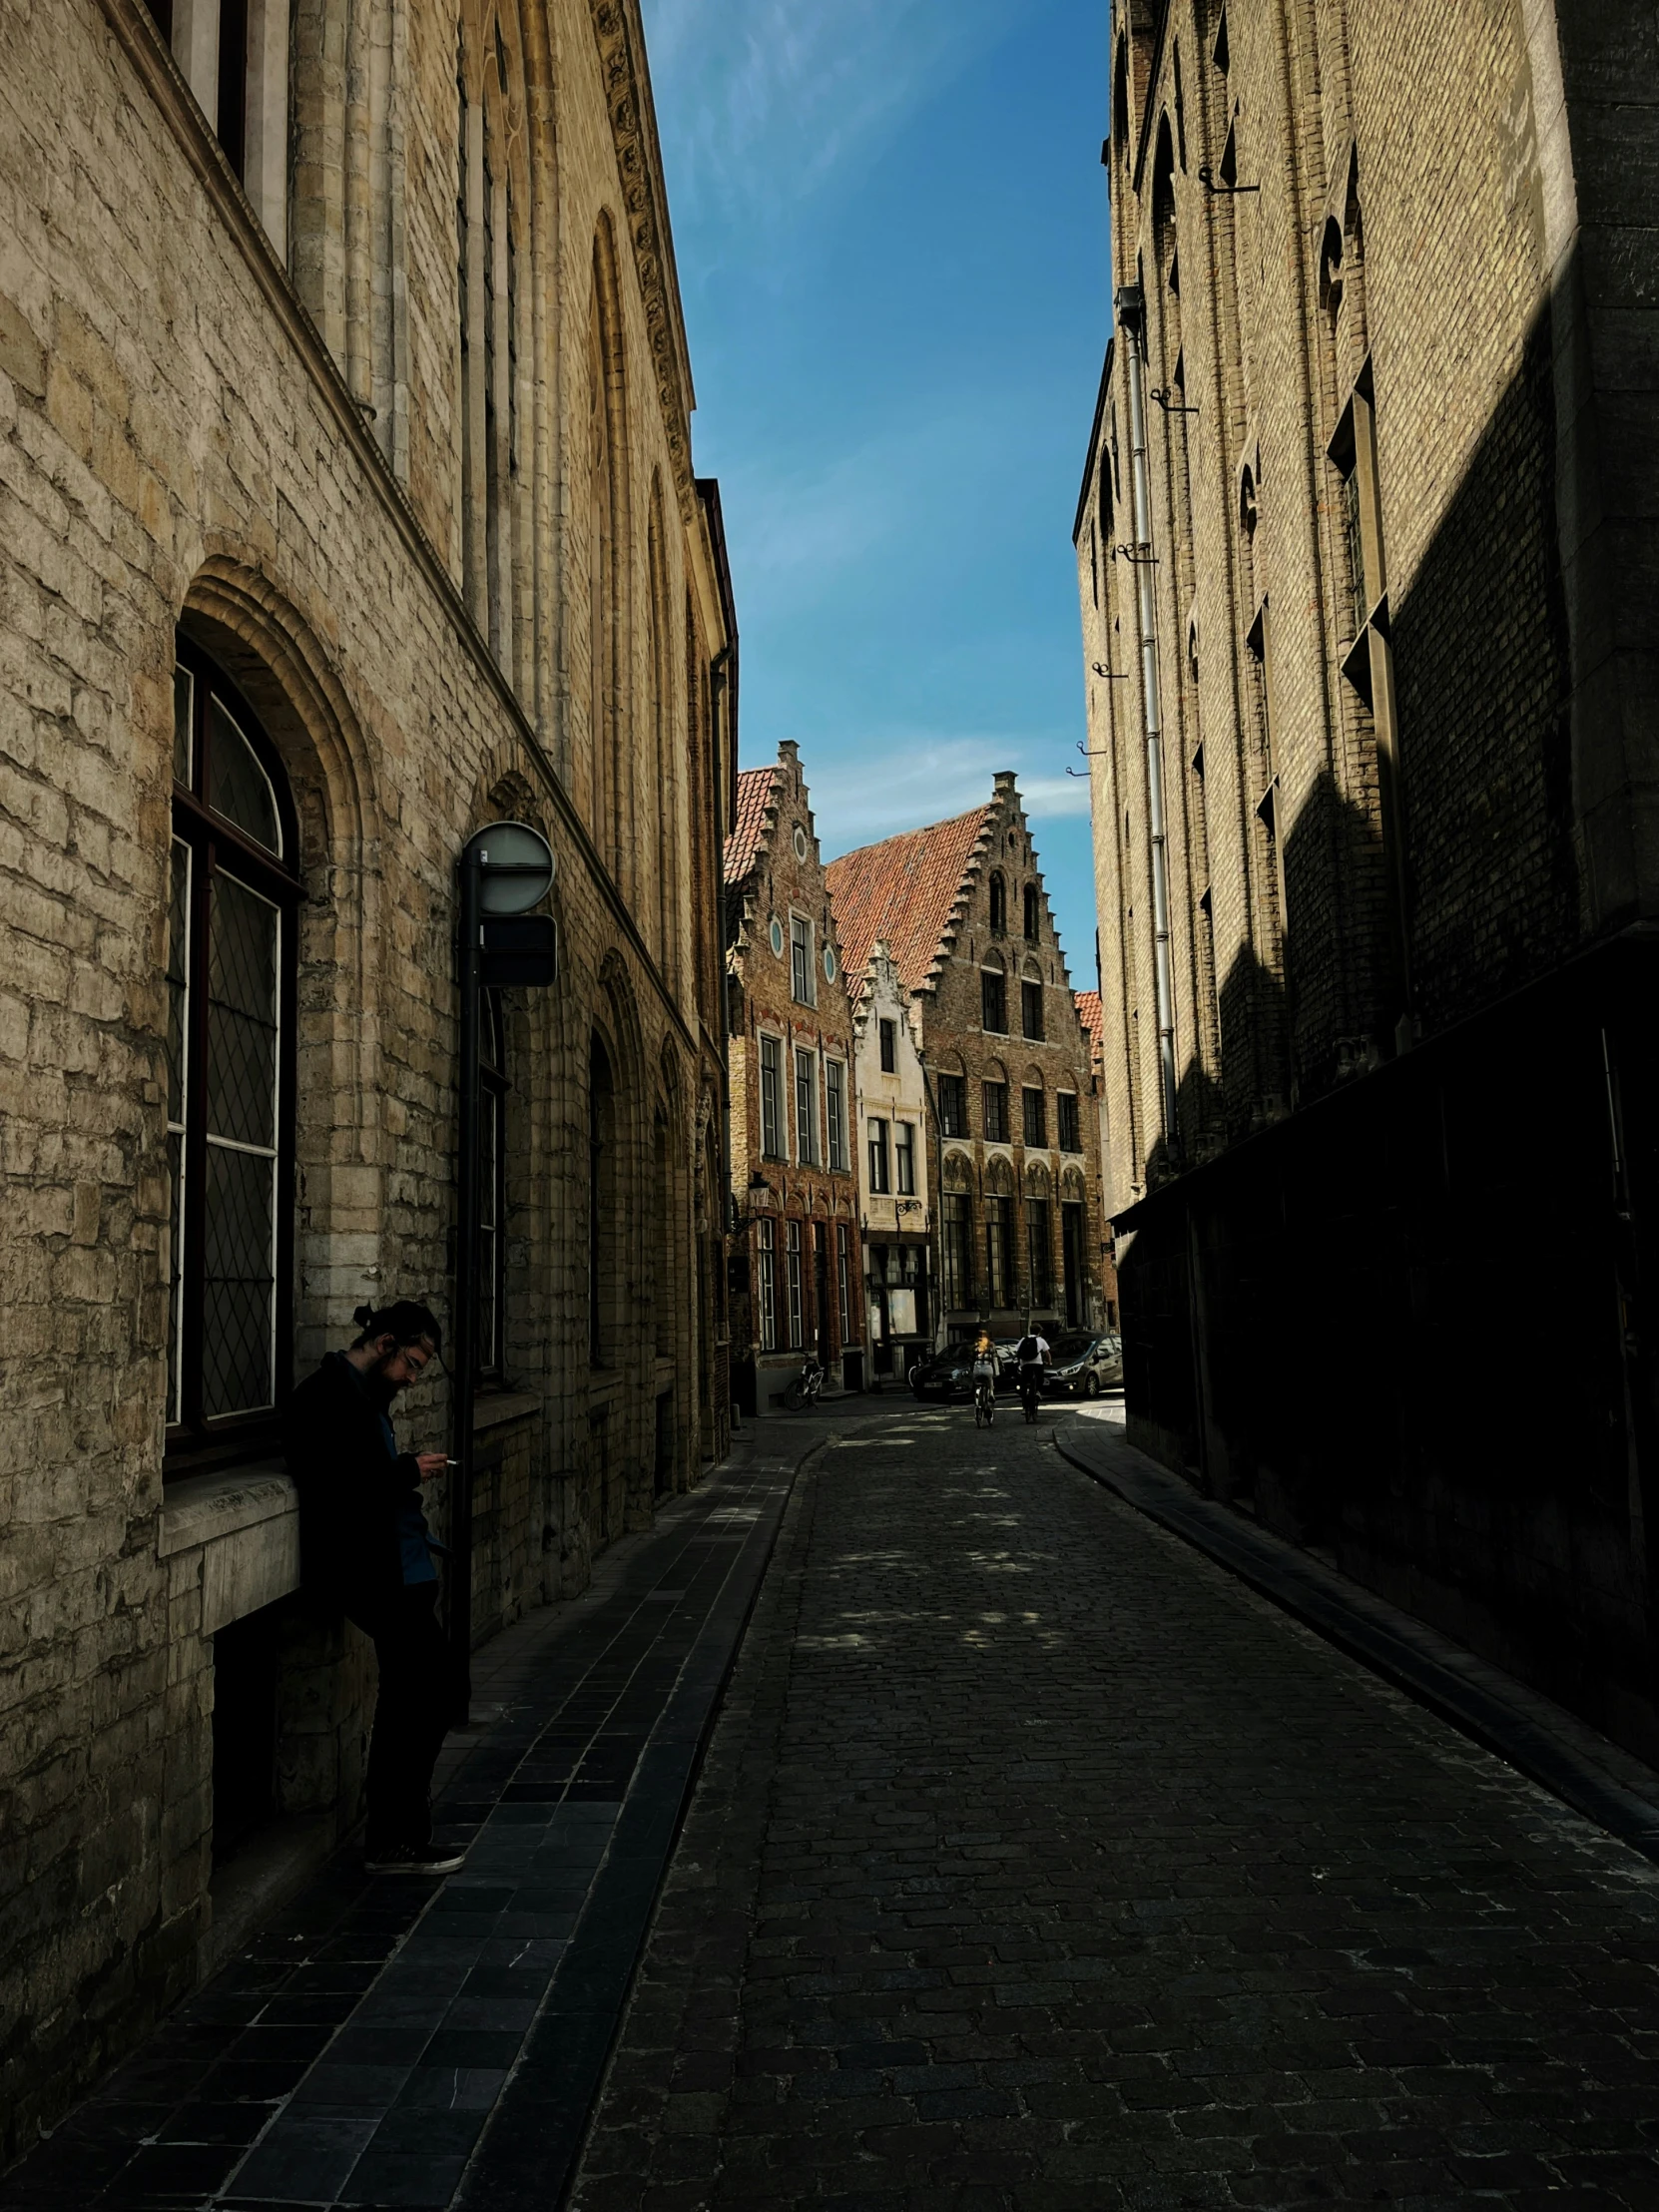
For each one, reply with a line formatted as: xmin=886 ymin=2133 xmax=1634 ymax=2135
xmin=970 ymin=1329 xmax=998 ymax=1426
xmin=1014 ymin=1325 xmax=1051 ymax=1419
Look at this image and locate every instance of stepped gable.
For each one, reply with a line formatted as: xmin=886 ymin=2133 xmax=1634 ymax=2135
xmin=725 ymin=764 xmax=781 ymax=885
xmin=827 ymin=800 xmax=999 ymax=1003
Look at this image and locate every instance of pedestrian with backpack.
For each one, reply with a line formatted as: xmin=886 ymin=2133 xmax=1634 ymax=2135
xmin=1014 ymin=1324 xmax=1051 ymax=1421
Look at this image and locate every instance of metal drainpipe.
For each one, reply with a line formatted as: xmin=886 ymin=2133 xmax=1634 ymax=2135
xmin=1116 ymin=284 xmax=1180 ymax=1155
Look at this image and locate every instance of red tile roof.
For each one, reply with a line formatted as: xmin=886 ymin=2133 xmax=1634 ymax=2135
xmin=1075 ymin=989 xmax=1103 ymax=1067
xmin=826 ymin=803 xmax=998 ymax=998
xmin=725 ymin=765 xmax=780 ymax=885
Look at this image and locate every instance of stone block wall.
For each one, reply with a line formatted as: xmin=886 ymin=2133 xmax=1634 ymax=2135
xmin=0 ymin=0 xmax=735 ymax=2161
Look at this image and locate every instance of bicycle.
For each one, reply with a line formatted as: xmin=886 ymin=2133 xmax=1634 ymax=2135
xmin=1018 ymin=1365 xmax=1043 ymax=1423
xmin=781 ymin=1355 xmax=825 ymax=1411
xmin=972 ymin=1365 xmax=997 ymax=1427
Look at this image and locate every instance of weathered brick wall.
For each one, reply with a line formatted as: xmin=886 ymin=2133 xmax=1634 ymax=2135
xmin=1079 ymin=0 xmax=1659 ymax=1764
xmin=0 ymin=0 xmax=732 ymax=2160
xmin=916 ymin=779 xmax=1110 ymax=1338
xmin=726 ymin=745 xmax=862 ymax=1408
xmin=1080 ymin=0 xmax=1655 ymax=1188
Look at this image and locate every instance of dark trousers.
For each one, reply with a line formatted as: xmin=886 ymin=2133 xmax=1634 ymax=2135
xmin=348 ymin=1584 xmax=453 ymax=1850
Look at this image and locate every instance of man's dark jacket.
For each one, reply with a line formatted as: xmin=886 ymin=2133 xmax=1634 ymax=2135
xmin=284 ymin=1355 xmax=423 ymax=1611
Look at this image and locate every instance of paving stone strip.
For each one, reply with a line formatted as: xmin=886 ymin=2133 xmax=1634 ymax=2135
xmin=569 ymin=1401 xmax=1659 ymax=2211
xmin=0 ymin=1421 xmax=841 ymax=2212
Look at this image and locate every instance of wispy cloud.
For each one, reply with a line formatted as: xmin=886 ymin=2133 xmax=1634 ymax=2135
xmin=642 ymin=0 xmax=1026 ymax=225
xmin=806 ymin=735 xmax=1092 ymax=857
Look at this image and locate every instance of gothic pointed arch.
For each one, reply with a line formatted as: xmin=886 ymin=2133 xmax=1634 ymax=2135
xmin=588 ymin=214 xmax=630 ymax=889
xmin=647 ymin=468 xmax=679 ymax=988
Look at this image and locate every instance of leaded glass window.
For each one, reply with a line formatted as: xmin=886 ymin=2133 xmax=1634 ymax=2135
xmin=167 ymin=636 xmax=298 ymax=1460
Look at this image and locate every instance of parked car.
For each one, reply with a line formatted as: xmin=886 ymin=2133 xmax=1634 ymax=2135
xmin=911 ymin=1340 xmax=1054 ymax=1397
xmin=908 ymin=1345 xmax=975 ymax=1398
xmin=1044 ymin=1333 xmax=1124 ymax=1398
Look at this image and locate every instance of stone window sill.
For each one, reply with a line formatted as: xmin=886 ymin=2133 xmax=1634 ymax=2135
xmin=474 ymin=1391 xmax=540 ymax=1432
xmin=159 ymin=1459 xmax=294 ymax=1558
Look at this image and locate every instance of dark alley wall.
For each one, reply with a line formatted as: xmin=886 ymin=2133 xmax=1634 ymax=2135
xmin=1119 ymin=932 xmax=1659 ymax=1759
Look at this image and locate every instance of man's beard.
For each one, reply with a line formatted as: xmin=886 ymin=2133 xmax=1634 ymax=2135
xmin=365 ymin=1359 xmax=403 ymax=1410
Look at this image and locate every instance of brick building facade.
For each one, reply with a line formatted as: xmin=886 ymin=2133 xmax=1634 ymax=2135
xmin=724 ymin=745 xmax=863 ymax=1411
xmin=1080 ymin=1 xmax=1658 ymax=1753
xmin=830 ymin=777 xmax=1111 ymax=1347
xmin=0 ymin=0 xmax=733 ymax=2157
xmin=849 ymin=942 xmax=933 ymax=1382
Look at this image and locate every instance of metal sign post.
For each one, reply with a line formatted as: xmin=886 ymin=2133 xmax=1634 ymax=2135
xmin=450 ymin=822 xmax=555 ymax=1716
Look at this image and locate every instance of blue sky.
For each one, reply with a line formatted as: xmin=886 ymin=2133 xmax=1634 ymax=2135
xmin=640 ymin=0 xmax=1113 ymax=993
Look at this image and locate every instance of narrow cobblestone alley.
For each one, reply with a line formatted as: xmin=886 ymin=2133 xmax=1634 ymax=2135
xmin=569 ymin=1405 xmax=1659 ymax=2211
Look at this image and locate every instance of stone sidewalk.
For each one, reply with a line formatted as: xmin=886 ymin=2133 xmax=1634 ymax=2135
xmin=569 ymin=1400 xmax=1659 ymax=2210
xmin=0 ymin=1406 xmax=879 ymax=2212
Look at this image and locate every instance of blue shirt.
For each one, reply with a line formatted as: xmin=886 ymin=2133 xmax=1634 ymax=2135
xmin=333 ymin=1353 xmax=442 ymax=1586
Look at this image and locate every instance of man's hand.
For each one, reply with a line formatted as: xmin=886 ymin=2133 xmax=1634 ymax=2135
xmin=415 ymin=1451 xmax=449 ymax=1482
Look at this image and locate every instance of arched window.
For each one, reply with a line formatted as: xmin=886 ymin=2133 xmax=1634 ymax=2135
xmin=589 ymin=231 xmax=626 ymax=882
xmin=988 ymin=870 xmax=1007 ymax=936
xmin=150 ymin=0 xmax=288 ymax=254
xmin=654 ymin=1108 xmax=673 ymax=1357
xmin=980 ymin=953 xmax=1007 ymax=1034
xmin=648 ymin=478 xmax=678 ymax=988
xmin=167 ymin=636 xmax=299 ymax=1455
xmin=479 ymin=989 xmax=508 ymax=1380
xmin=589 ymin=1034 xmax=616 ymax=1367
xmin=457 ymin=18 xmax=526 ymax=673
xmin=1022 ymin=882 xmax=1039 ymax=942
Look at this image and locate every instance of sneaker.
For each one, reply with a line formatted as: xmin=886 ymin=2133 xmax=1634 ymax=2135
xmin=364 ymin=1842 xmax=466 ymax=1875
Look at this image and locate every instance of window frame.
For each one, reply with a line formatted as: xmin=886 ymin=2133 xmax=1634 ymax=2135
xmin=790 ymin=912 xmax=816 ymax=1007
xmin=757 ymin=1217 xmax=778 ymax=1351
xmin=836 ymin=1222 xmax=851 ymax=1343
xmin=1021 ymin=978 xmax=1045 ymax=1041
xmin=867 ymin=1117 xmax=891 ymax=1195
xmin=795 ymin=1046 xmax=821 ymax=1167
xmin=167 ymin=636 xmax=301 ymax=1468
xmin=1057 ymin=1091 xmax=1082 ymax=1153
xmin=478 ymin=988 xmax=509 ymax=1382
xmin=759 ymin=1032 xmax=785 ymax=1160
xmin=981 ymin=964 xmax=1007 ymax=1034
xmin=1026 ymin=1197 xmax=1052 ymax=1308
xmin=981 ymin=1080 xmax=1009 ymax=1145
xmin=825 ymin=1057 xmax=848 ymax=1172
xmin=984 ymin=1196 xmax=1011 ymax=1309
xmin=878 ymin=1017 xmax=897 ymax=1073
xmin=785 ymin=1218 xmax=805 ymax=1348
xmin=941 ymin=1191 xmax=972 ymax=1311
xmin=894 ymin=1122 xmax=915 ymax=1197
xmin=1022 ymin=1086 xmax=1046 ymax=1149
xmin=937 ymin=1073 xmax=967 ymax=1139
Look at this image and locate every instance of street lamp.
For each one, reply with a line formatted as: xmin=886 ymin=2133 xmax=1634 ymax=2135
xmin=450 ymin=821 xmax=555 ymax=1714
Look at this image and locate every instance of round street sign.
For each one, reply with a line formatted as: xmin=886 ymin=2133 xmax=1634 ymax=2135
xmin=463 ymin=820 xmax=554 ymax=915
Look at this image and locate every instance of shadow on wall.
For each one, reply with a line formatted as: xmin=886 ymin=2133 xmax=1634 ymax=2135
xmin=1115 ymin=263 xmax=1659 ymax=1761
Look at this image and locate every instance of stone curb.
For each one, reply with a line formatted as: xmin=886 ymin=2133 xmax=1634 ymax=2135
xmin=1053 ymin=1415 xmax=1659 ymax=1865
xmin=455 ymin=1426 xmax=832 ymax=2212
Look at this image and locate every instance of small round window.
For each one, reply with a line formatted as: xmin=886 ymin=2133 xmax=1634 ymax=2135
xmin=823 ymin=944 xmax=836 ymax=982
xmin=793 ymin=826 xmax=809 ymax=860
xmin=769 ymin=915 xmax=786 ymax=958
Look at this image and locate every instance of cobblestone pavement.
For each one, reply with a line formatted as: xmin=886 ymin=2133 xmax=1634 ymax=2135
xmin=570 ymin=1402 xmax=1659 ymax=2211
